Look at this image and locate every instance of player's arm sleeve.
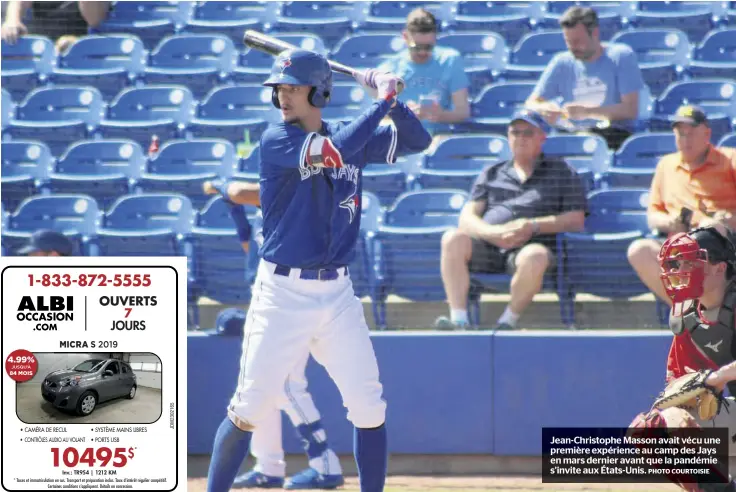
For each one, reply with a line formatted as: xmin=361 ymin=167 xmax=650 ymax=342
xmin=361 ymin=101 xmax=433 ymax=164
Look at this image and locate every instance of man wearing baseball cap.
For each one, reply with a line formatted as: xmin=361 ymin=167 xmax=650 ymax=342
xmin=17 ymin=229 xmax=74 ymax=256
xmin=436 ymin=109 xmax=588 ymax=330
xmin=628 ymin=104 xmax=736 ymax=305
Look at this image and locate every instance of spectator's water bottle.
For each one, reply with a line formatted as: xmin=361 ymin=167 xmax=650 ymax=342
xmin=148 ymin=135 xmax=160 ymax=157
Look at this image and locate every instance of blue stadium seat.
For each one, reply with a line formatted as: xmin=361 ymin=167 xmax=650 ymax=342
xmin=557 ymin=188 xmax=653 ymax=327
xmin=232 ymin=34 xmax=328 ymax=83
xmin=184 ymin=1 xmax=280 ymax=43
xmin=144 ymin=34 xmax=236 ymax=99
xmin=331 ymin=34 xmax=405 ymax=75
xmin=373 ymin=189 xmax=468 ymax=328
xmin=272 ymin=2 xmax=364 ymax=48
xmin=2 ymin=89 xmax=13 ymax=135
xmin=98 ymin=86 xmax=195 ymax=149
xmin=362 ymin=153 xmax=422 ymax=206
xmin=359 ymin=1 xmax=454 ymax=32
xmin=1 ymin=36 xmax=54 ymax=100
xmin=190 ymin=196 xmax=260 ymax=305
xmin=504 ymin=31 xmax=567 ymax=81
xmin=688 ymin=28 xmax=736 ymax=80
xmin=650 ymin=79 xmax=736 ymax=144
xmin=350 ymin=191 xmax=385 ymax=305
xmin=417 ymin=135 xmax=511 ymax=192
xmin=48 ymin=140 xmax=144 ymax=210
xmin=1 ymin=141 xmax=53 ymax=210
xmin=233 ymin=145 xmax=260 ymax=183
xmin=461 ymin=82 xmax=536 ymax=133
xmin=437 ymin=32 xmax=509 ymax=98
xmin=542 ymin=134 xmax=610 ymax=193
xmin=95 ymin=1 xmax=195 ymax=50
xmin=94 ymin=193 xmax=194 ymax=260
xmin=452 ymin=2 xmax=544 ymax=46
xmin=610 ymin=29 xmax=690 ymax=97
xmin=634 ymin=1 xmax=718 ymax=43
xmin=7 ymin=86 xmax=104 ymax=157
xmin=187 ymin=84 xmax=272 ymax=144
xmin=2 ymin=194 xmax=100 ymax=256
xmin=718 ymin=132 xmax=736 ymax=148
xmin=321 ymin=83 xmax=371 ymax=123
xmin=599 ymin=132 xmax=675 ymax=188
xmin=540 ymin=1 xmax=637 ymax=40
xmin=51 ymin=35 xmax=146 ymax=101
xmin=137 ymin=139 xmax=238 ymax=209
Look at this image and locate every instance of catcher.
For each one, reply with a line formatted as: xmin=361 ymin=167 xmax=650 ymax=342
xmin=630 ymin=223 xmax=736 ymax=491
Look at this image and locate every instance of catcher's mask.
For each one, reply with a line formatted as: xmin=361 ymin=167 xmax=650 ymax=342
xmin=658 ymin=226 xmax=736 ymax=315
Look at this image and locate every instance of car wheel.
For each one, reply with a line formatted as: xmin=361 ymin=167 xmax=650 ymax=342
xmin=127 ymin=385 xmax=136 ymax=399
xmin=76 ymin=391 xmax=97 ymax=416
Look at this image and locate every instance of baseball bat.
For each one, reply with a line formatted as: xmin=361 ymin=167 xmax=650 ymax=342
xmin=242 ymin=29 xmax=404 ymax=94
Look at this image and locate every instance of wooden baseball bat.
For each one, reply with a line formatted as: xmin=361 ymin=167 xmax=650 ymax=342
xmin=242 ymin=29 xmax=404 ymax=94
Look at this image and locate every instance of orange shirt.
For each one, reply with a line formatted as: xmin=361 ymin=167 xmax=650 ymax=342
xmin=648 ymin=146 xmax=736 ymax=228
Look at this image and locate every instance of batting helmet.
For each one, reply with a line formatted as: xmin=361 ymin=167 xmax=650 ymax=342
xmin=262 ymin=48 xmax=332 ymax=109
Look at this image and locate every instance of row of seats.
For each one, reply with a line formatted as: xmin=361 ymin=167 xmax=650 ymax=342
xmin=3 ymin=77 xmax=734 ymax=159
xmin=3 ymin=26 xmax=733 ymax=102
xmin=0 ymin=187 xmax=659 ymax=329
xmin=87 ymin=1 xmax=735 ymax=49
xmin=4 ymin=132 xmax=735 ymax=213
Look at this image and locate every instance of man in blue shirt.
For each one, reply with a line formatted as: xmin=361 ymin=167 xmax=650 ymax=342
xmin=435 ymin=110 xmax=588 ymax=330
xmin=525 ymin=6 xmax=645 ymax=150
xmin=205 ymin=48 xmax=431 ymax=492
xmin=377 ymin=8 xmax=470 ymax=136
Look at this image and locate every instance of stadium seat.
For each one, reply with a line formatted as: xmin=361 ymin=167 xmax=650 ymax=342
xmin=51 ymin=35 xmax=146 ymax=101
xmin=144 ymin=34 xmax=236 ymax=99
xmin=610 ymin=29 xmax=690 ymax=97
xmin=233 ymin=34 xmax=328 ymax=83
xmin=7 ymin=86 xmax=104 ymax=157
xmin=190 ymin=196 xmax=260 ymax=305
xmin=233 ymin=145 xmax=260 ymax=183
xmin=634 ymin=1 xmax=718 ymax=43
xmin=98 ymin=86 xmax=195 ymax=149
xmin=541 ymin=134 xmax=610 ymax=193
xmin=417 ymin=135 xmax=511 ymax=192
xmin=373 ymin=189 xmax=468 ymax=328
xmin=1 ymin=141 xmax=53 ymax=210
xmin=1 ymin=35 xmax=54 ymax=100
xmin=2 ymin=194 xmax=100 ymax=256
xmin=358 ymin=1 xmax=454 ymax=32
xmin=539 ymin=1 xmax=637 ymax=40
xmin=48 ymin=140 xmax=144 ymax=210
xmin=272 ymin=2 xmax=365 ymax=48
xmin=437 ymin=32 xmax=509 ymax=98
xmin=95 ymin=1 xmax=195 ymax=50
xmin=350 ymin=191 xmax=385 ymax=306
xmin=2 ymin=89 xmax=13 ymax=135
xmin=362 ymin=153 xmax=422 ymax=206
xmin=504 ymin=31 xmax=567 ymax=81
xmin=321 ymin=83 xmax=371 ymax=123
xmin=718 ymin=132 xmax=736 ymax=148
xmin=184 ymin=1 xmax=280 ymax=43
xmin=330 ymin=34 xmax=405 ymax=76
xmin=137 ymin=139 xmax=238 ymax=209
xmin=461 ymin=82 xmax=536 ymax=133
xmin=688 ymin=28 xmax=736 ymax=80
xmin=557 ymin=188 xmax=653 ymax=327
xmin=452 ymin=2 xmax=544 ymax=46
xmin=187 ymin=84 xmax=272 ymax=144
xmin=650 ymin=79 xmax=736 ymax=144
xmin=599 ymin=132 xmax=675 ymax=188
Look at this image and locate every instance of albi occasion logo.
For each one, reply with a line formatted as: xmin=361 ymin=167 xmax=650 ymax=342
xmin=16 ymin=296 xmax=74 ymax=331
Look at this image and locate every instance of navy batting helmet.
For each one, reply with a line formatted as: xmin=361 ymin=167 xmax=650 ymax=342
xmin=262 ymin=48 xmax=332 ymax=109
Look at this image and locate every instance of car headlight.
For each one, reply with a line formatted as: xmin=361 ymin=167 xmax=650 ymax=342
xmin=60 ymin=377 xmax=81 ymax=388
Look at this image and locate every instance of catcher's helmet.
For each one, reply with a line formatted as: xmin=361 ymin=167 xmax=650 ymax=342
xmin=262 ymin=48 xmax=332 ymax=109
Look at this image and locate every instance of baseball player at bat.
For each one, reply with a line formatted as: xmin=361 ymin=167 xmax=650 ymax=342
xmin=629 ymin=223 xmax=736 ymax=491
xmin=205 ymin=48 xmax=431 ymax=492
xmin=202 ymin=179 xmax=345 ymax=489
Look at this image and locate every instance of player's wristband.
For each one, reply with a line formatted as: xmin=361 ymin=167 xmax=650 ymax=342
xmin=228 ymin=205 xmax=252 ymax=242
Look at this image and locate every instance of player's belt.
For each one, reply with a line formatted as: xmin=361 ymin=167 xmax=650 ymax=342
xmin=273 ymin=264 xmax=349 ymax=281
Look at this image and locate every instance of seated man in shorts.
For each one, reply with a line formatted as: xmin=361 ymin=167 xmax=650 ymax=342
xmin=435 ymin=110 xmax=588 ymax=330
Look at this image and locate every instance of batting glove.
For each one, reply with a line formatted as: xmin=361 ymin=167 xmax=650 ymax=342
xmin=356 ymin=70 xmax=404 ymax=103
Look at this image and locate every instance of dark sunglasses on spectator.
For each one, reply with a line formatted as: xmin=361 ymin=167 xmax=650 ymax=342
xmin=408 ymin=42 xmax=434 ymax=53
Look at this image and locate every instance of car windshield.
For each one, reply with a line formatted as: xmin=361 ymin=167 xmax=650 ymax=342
xmin=72 ymin=360 xmax=106 ymax=372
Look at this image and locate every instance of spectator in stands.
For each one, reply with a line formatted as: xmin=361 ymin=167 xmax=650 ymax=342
xmin=524 ymin=6 xmax=645 ymax=150
xmin=628 ymin=105 xmax=736 ymax=304
xmin=1 ymin=1 xmax=111 ymax=44
xmin=17 ymin=229 xmax=73 ymax=256
xmin=435 ymin=110 xmax=588 ymax=330
xmin=377 ymin=7 xmax=470 ymax=136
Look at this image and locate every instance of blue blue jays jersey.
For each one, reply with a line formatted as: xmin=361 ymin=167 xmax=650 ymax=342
xmin=257 ymin=120 xmax=398 ymax=269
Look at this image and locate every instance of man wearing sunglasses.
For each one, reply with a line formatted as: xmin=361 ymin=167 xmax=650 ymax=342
xmin=376 ymin=8 xmax=470 ymax=136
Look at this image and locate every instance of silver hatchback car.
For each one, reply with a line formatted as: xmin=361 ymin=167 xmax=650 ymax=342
xmin=42 ymin=359 xmax=137 ymax=416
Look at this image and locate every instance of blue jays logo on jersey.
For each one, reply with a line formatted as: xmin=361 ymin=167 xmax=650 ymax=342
xmin=340 ymin=190 xmax=360 ymax=223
